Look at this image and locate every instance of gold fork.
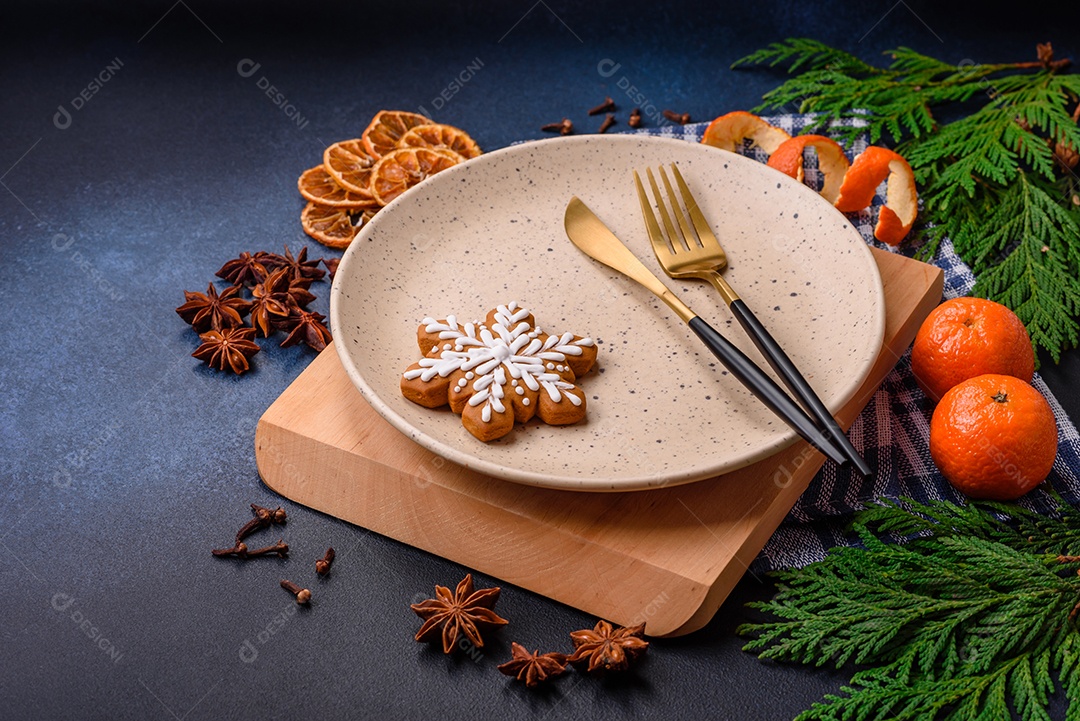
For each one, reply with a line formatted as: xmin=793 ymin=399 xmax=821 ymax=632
xmin=635 ymin=164 xmax=872 ymax=478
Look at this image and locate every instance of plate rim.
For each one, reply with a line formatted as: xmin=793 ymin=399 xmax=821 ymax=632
xmin=330 ymin=133 xmax=886 ymax=491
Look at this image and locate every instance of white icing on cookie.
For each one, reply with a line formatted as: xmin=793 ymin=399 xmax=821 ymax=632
xmin=403 ymin=302 xmax=593 ymax=423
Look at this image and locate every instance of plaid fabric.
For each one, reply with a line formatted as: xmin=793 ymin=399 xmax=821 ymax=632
xmin=632 ymin=115 xmax=1080 ymax=572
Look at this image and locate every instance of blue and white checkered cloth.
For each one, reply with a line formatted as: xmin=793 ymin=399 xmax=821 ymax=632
xmin=633 ymin=114 xmax=1080 ymax=572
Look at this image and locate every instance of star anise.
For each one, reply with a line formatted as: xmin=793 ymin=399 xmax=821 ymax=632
xmin=497 ymin=643 xmax=568 ymax=687
xmin=256 ymin=245 xmax=325 ymax=284
xmin=192 ymin=327 xmax=260 ymax=374
xmin=410 ymin=574 xmax=509 ymax=654
xmin=285 ymin=278 xmax=316 ymax=308
xmin=322 ymin=257 xmax=340 ymax=282
xmin=567 ymin=620 xmax=649 ymax=674
xmin=216 ymin=252 xmax=269 ymax=287
xmin=249 ymin=268 xmax=292 ymax=337
xmin=176 ymin=283 xmax=252 ymax=332
xmin=278 ymin=305 xmax=333 ymax=351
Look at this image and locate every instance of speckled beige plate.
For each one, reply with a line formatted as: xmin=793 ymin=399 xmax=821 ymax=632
xmin=331 ymin=134 xmax=885 ymax=491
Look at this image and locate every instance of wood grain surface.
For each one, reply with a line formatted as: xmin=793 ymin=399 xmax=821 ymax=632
xmin=256 ymin=247 xmax=943 ymax=636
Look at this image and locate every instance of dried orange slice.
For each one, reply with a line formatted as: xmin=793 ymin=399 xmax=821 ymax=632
xmin=766 ymin=135 xmax=851 ymax=204
xmin=834 ymin=146 xmax=918 ymax=245
xmin=300 ymin=202 xmax=376 ymax=249
xmin=397 ymin=124 xmax=482 ymax=159
xmin=701 ymin=111 xmax=791 ymax=155
xmin=297 ymin=166 xmax=379 ymax=210
xmin=370 ymin=148 xmax=462 ymax=206
xmin=323 ymin=139 xmax=377 ymax=197
xmin=362 ymin=111 xmax=433 ymax=158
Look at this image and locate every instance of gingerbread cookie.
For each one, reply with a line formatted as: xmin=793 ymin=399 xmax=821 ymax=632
xmin=400 ymin=302 xmax=598 ymax=441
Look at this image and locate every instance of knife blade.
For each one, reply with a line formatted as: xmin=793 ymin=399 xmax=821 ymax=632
xmin=564 ymin=197 xmax=696 ymax=324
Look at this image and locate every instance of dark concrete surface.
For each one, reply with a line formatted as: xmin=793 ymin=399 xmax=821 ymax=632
xmin=2 ymin=2 xmax=1077 ymax=718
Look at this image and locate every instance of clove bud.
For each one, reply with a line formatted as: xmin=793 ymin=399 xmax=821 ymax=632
xmin=541 ymin=118 xmax=574 ymax=136
xmin=212 ymin=542 xmax=249 ymax=558
xmin=598 ymin=113 xmax=616 ymax=134
xmin=281 ymin=579 xmax=312 ymax=605
xmin=628 ymin=108 xmax=642 ymax=128
xmin=235 ymin=503 xmax=288 ymax=545
xmin=662 ymin=109 xmax=691 ymax=125
xmin=588 ymin=97 xmax=615 ymax=116
xmin=212 ymin=539 xmax=289 ymax=559
xmin=248 ymin=540 xmax=289 ymax=558
xmin=315 ymin=547 xmax=336 ymax=575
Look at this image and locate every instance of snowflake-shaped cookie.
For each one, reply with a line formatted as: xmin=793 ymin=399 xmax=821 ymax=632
xmin=400 ymin=302 xmax=598 ymax=441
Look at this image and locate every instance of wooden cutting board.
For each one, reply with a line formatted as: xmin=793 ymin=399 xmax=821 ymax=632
xmin=256 ymin=247 xmax=943 ymax=637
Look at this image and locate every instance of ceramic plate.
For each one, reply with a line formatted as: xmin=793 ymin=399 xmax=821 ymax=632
xmin=331 ymin=134 xmax=885 ymax=491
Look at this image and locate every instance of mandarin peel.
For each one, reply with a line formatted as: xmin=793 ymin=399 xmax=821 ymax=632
xmin=766 ymin=134 xmax=850 ymax=204
xmin=701 ymin=111 xmax=791 ymax=155
xmin=834 ymin=146 xmax=918 ymax=245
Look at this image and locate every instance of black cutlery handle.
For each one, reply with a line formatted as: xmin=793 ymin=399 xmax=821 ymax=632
xmin=728 ymin=300 xmax=873 ymax=478
xmin=687 ymin=317 xmax=848 ymax=467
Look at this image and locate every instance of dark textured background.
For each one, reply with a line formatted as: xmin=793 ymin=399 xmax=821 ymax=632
xmin=3 ymin=2 xmax=1079 ymax=718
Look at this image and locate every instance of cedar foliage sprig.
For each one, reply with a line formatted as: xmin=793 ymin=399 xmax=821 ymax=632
xmin=738 ymin=496 xmax=1080 ymax=720
xmin=733 ymin=39 xmax=1080 ymax=362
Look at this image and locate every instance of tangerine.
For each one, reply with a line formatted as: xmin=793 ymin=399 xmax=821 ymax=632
xmin=397 ymin=124 xmax=482 ymax=159
xmin=297 ymin=166 xmax=379 ymax=209
xmin=370 ymin=147 xmax=461 ymax=206
xmin=323 ymin=139 xmax=377 ymax=196
xmin=362 ymin=110 xmax=433 ymax=158
xmin=300 ymin=202 xmax=375 ymax=249
xmin=930 ymin=374 xmax=1057 ymax=500
xmin=911 ymin=297 xmax=1035 ymax=401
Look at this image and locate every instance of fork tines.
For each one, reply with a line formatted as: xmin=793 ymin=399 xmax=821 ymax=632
xmin=635 ymin=163 xmax=727 ymax=259
xmin=645 ymin=166 xmax=698 ymax=253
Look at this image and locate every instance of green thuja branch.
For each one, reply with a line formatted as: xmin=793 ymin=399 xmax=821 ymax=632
xmin=739 ymin=497 xmax=1080 ymax=720
xmin=733 ymin=40 xmax=1080 ymax=362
